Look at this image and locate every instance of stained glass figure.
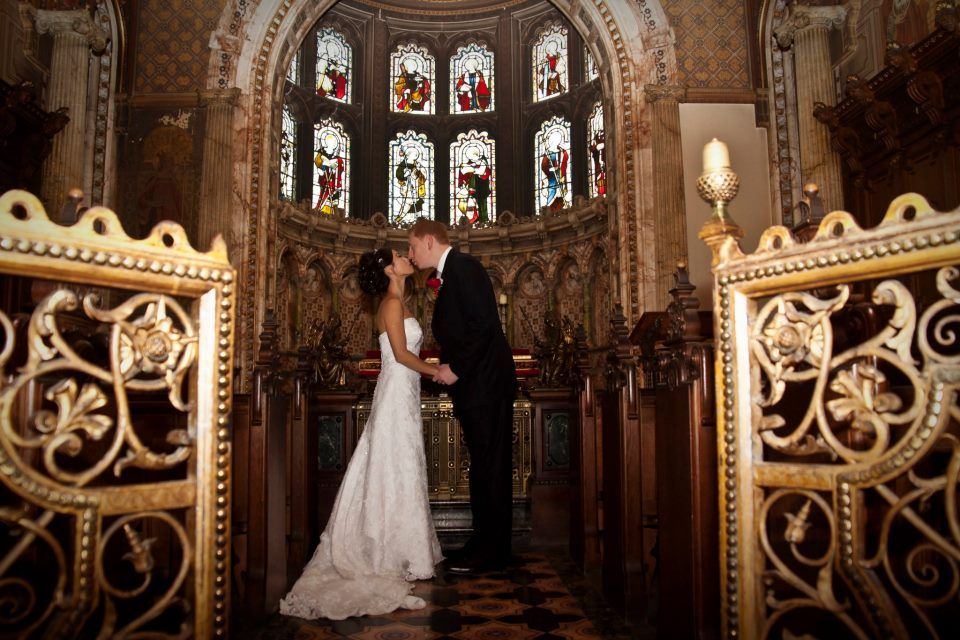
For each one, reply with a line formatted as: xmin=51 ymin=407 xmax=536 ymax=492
xmin=280 ymin=106 xmax=297 ymax=201
xmin=533 ymin=26 xmax=568 ymax=102
xmin=316 ymin=28 xmax=351 ymax=102
xmin=535 ymin=116 xmax=571 ymax=212
xmin=450 ymin=130 xmax=495 ymax=224
xmin=587 ymin=102 xmax=606 ymax=198
xmin=392 ymin=44 xmax=434 ymax=114
xmin=584 ymin=45 xmax=598 ymax=82
xmin=313 ymin=119 xmax=350 ymax=215
xmin=451 ymin=43 xmax=493 ymax=114
xmin=390 ymin=130 xmax=434 ymax=223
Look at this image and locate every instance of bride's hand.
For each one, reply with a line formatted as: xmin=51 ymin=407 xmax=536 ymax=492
xmin=433 ymin=364 xmax=458 ymax=385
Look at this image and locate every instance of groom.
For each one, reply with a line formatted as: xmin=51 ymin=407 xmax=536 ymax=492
xmin=408 ymin=218 xmax=517 ymax=573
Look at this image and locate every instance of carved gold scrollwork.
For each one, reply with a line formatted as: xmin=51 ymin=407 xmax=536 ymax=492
xmin=1 ymin=291 xmax=197 ymax=489
xmin=714 ymin=194 xmax=960 ymax=639
xmin=0 ymin=189 xmax=234 ymax=638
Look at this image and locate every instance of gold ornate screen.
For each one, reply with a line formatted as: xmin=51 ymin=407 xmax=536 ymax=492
xmin=356 ymin=397 xmax=533 ymax=500
xmin=0 ymin=191 xmax=235 ymax=638
xmin=709 ymin=194 xmax=960 ymax=639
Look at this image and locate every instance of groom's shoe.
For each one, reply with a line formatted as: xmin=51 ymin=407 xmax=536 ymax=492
xmin=445 ymin=555 xmax=510 ymax=575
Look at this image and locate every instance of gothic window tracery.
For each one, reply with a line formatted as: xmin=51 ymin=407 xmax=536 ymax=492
xmin=584 ymin=46 xmax=598 ymax=83
xmin=450 ymin=43 xmax=494 ymax=114
xmin=278 ymin=6 xmax=604 ymax=223
xmin=587 ymin=102 xmax=605 ymax=199
xmin=280 ymin=106 xmax=297 ymax=202
xmin=316 ymin=28 xmax=352 ymax=103
xmin=390 ymin=130 xmax=435 ymax=224
xmin=532 ymin=25 xmax=568 ymax=102
xmin=391 ymin=43 xmax=435 ymax=114
xmin=313 ymin=119 xmax=350 ymax=215
xmin=535 ymin=116 xmax=572 ymax=212
xmin=450 ymin=130 xmax=496 ymax=224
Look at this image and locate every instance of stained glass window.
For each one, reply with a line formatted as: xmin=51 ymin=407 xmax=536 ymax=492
xmin=450 ymin=43 xmax=494 ymax=114
xmin=587 ymin=102 xmax=606 ymax=198
xmin=532 ymin=26 xmax=568 ymax=102
xmin=316 ymin=28 xmax=352 ymax=102
xmin=391 ymin=44 xmax=435 ymax=114
xmin=280 ymin=106 xmax=297 ymax=201
xmin=313 ymin=119 xmax=350 ymax=215
xmin=287 ymin=49 xmax=301 ymax=86
xmin=535 ymin=116 xmax=571 ymax=212
xmin=584 ymin=45 xmax=598 ymax=82
xmin=450 ymin=130 xmax=496 ymax=224
xmin=389 ymin=130 xmax=434 ymax=223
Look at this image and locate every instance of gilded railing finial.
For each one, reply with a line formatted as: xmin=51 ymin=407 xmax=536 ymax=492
xmin=696 ymin=138 xmax=744 ymax=265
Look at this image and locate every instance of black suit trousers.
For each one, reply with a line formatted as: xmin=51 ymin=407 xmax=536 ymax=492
xmin=458 ymin=396 xmax=514 ymax=562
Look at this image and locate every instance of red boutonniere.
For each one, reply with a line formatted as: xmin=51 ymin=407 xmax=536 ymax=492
xmin=426 ymin=277 xmax=443 ymax=294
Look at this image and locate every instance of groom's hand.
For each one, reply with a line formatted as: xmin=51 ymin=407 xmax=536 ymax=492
xmin=433 ymin=364 xmax=458 ymax=385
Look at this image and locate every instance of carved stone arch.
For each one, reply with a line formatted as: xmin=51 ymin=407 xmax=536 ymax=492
xmin=447 ymin=35 xmax=498 ymax=59
xmin=208 ymin=0 xmax=674 ymax=387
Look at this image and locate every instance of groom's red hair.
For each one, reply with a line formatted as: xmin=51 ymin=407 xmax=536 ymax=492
xmin=408 ymin=217 xmax=449 ymax=244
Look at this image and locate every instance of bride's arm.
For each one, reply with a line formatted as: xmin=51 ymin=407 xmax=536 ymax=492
xmin=381 ymin=297 xmax=439 ymax=376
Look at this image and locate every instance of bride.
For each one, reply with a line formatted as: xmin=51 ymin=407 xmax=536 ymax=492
xmin=279 ymin=248 xmax=443 ymax=620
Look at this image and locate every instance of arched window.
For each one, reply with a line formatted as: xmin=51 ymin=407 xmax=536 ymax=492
xmin=280 ymin=106 xmax=297 ymax=201
xmin=450 ymin=43 xmax=494 ymax=114
xmin=587 ymin=102 xmax=605 ymax=198
xmin=532 ymin=25 xmax=568 ymax=102
xmin=535 ymin=116 xmax=571 ymax=212
xmin=313 ymin=119 xmax=350 ymax=215
xmin=316 ymin=28 xmax=352 ymax=102
xmin=391 ymin=43 xmax=435 ymax=114
xmin=584 ymin=46 xmax=598 ymax=82
xmin=450 ymin=130 xmax=496 ymax=224
xmin=390 ymin=130 xmax=434 ymax=223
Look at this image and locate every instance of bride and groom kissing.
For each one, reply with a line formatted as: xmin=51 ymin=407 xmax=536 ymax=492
xmin=280 ymin=217 xmax=517 ymax=620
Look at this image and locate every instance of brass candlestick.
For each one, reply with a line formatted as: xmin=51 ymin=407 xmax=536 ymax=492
xmin=696 ymin=139 xmax=744 ymax=265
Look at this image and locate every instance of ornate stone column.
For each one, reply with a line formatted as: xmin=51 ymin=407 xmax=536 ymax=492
xmin=775 ymin=4 xmax=847 ymax=214
xmin=35 ymin=9 xmax=106 ymax=217
xmin=644 ymin=84 xmax=688 ymax=308
xmin=198 ymin=88 xmax=241 ymax=252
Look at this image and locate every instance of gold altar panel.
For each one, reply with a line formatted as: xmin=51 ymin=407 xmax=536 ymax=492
xmin=708 ymin=193 xmax=960 ymax=640
xmin=356 ymin=396 xmax=532 ymax=501
xmin=0 ymin=190 xmax=234 ymax=639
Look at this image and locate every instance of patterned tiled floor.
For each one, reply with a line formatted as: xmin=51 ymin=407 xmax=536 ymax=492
xmin=234 ymin=551 xmax=652 ymax=639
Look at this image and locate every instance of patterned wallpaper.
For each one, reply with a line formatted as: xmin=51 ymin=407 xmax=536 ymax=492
xmin=134 ymin=0 xmax=224 ymax=93
xmin=660 ymin=0 xmax=750 ymax=88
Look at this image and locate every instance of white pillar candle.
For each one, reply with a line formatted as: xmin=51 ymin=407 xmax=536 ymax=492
xmin=702 ymin=138 xmax=730 ymax=172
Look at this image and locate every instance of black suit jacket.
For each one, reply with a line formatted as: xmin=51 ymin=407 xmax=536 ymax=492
xmin=432 ymin=249 xmax=517 ymax=413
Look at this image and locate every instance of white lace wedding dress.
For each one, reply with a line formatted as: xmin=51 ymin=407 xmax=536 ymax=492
xmin=279 ymin=317 xmax=443 ymax=620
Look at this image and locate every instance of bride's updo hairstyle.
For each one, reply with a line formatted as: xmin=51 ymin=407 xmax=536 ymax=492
xmin=358 ymin=248 xmax=393 ymax=296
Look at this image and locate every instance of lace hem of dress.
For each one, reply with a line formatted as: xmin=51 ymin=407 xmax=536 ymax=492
xmin=279 ymin=578 xmax=421 ymax=620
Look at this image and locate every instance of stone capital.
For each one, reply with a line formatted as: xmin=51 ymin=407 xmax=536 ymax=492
xmin=774 ymin=4 xmax=847 ymax=49
xmin=34 ymin=9 xmax=107 ymax=52
xmin=198 ymin=87 xmax=242 ymax=108
xmin=643 ymin=84 xmax=686 ymax=104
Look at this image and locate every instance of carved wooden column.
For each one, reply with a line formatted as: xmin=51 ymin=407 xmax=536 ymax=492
xmin=198 ymin=88 xmax=240 ymax=250
xmin=775 ymin=4 xmax=847 ymax=214
xmin=570 ymin=324 xmax=600 ymax=572
xmin=645 ymin=85 xmax=688 ymax=307
xmin=599 ymin=305 xmax=649 ymax=623
xmin=34 ymin=9 xmax=105 ymax=216
xmin=244 ymin=311 xmax=291 ymax=615
xmin=650 ymin=266 xmax=718 ymax=639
